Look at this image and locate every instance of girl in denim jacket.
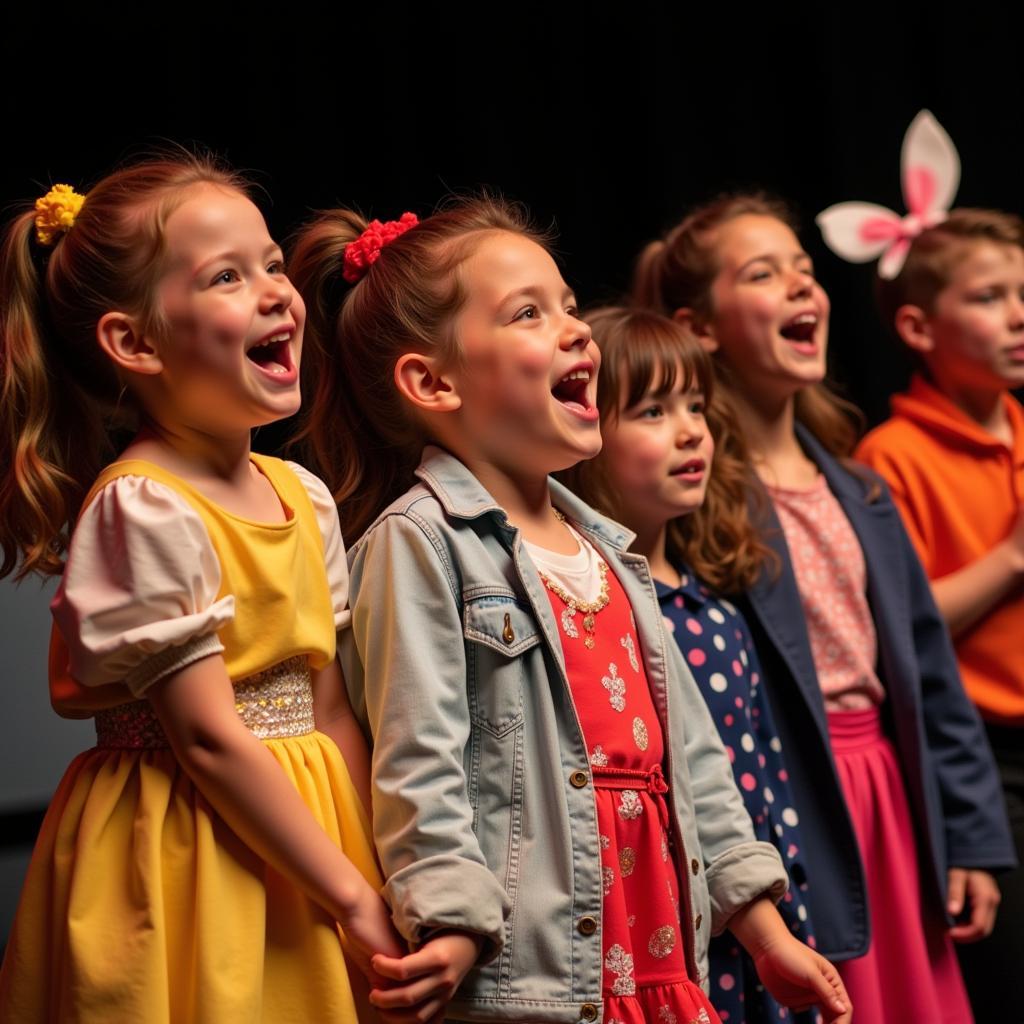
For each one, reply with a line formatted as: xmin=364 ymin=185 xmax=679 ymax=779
xmin=289 ymin=198 xmax=851 ymax=1024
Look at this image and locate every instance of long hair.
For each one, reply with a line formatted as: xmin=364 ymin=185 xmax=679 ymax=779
xmin=632 ymin=193 xmax=863 ymax=459
xmin=288 ymin=196 xmax=550 ymax=540
xmin=0 ymin=154 xmax=250 ymax=579
xmin=558 ymin=307 xmax=776 ymax=593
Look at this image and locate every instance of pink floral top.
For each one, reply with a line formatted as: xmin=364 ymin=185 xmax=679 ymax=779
xmin=767 ymin=476 xmax=885 ymax=711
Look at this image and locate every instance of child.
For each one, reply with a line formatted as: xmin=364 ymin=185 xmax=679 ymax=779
xmin=825 ymin=111 xmax=1024 ymax=1022
xmin=632 ymin=193 xmax=1015 ymax=1024
xmin=559 ymin=306 xmax=818 ymax=1024
xmin=288 ymin=198 xmax=852 ymax=1022
xmin=0 ymin=158 xmax=406 ymax=1022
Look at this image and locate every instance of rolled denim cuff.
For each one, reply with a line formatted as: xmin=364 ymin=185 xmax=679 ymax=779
xmin=706 ymin=840 xmax=789 ymax=935
xmin=385 ymin=854 xmax=512 ymax=963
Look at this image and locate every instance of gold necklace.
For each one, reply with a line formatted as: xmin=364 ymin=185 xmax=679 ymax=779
xmin=538 ymin=510 xmax=610 ymax=649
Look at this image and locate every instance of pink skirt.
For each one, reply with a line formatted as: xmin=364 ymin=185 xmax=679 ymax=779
xmin=828 ymin=708 xmax=973 ymax=1024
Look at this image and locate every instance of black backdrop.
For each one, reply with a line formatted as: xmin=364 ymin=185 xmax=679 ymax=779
xmin=4 ymin=3 xmax=1023 ymax=433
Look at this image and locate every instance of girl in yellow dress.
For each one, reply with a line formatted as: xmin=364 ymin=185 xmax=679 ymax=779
xmin=0 ymin=158 xmax=405 ymax=1022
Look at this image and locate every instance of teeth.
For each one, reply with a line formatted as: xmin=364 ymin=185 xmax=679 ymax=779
xmin=790 ymin=314 xmax=817 ymax=326
xmin=559 ymin=369 xmax=590 ymax=383
xmin=251 ymin=332 xmax=290 ymax=350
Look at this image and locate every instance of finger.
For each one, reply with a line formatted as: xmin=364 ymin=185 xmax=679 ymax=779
xmin=949 ymin=920 xmax=987 ymax=943
xmin=810 ymin=961 xmax=850 ymax=1017
xmin=369 ymin=972 xmax=448 ymax=1009
xmin=947 ymin=867 xmax=967 ymax=916
xmin=371 ymin=948 xmax=441 ymax=982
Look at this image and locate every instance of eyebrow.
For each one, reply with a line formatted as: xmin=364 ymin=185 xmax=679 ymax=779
xmin=497 ymin=284 xmax=577 ymax=308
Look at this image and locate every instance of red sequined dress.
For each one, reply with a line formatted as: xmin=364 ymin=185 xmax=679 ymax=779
xmin=529 ymin=531 xmax=720 ymax=1024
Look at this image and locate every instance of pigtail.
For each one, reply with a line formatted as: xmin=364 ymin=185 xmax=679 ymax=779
xmin=0 ymin=210 xmax=105 ymax=579
xmin=632 ymin=240 xmax=670 ymax=316
xmin=289 ymin=209 xmax=421 ymax=540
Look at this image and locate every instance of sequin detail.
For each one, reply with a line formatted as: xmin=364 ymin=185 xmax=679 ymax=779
xmin=648 ymin=924 xmax=677 ymax=958
xmin=602 ymin=662 xmax=626 ymax=712
xmin=620 ymin=633 xmax=639 ymax=672
xmin=95 ymin=656 xmax=314 ymax=748
xmin=633 ymin=716 xmax=649 ymax=751
xmin=605 ymin=944 xmax=636 ymax=996
xmin=658 ymin=1008 xmax=678 ymax=1024
xmin=603 ymin=865 xmax=615 ymax=895
xmin=591 ymin=744 xmax=609 ymax=767
xmin=618 ymin=789 xmax=642 ymax=820
xmin=619 ymin=847 xmax=638 ymax=879
xmin=600 ymin=833 xmax=611 ymax=850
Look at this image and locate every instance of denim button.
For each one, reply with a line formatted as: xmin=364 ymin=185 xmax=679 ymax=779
xmin=695 ymin=913 xmax=703 ymax=929
xmin=691 ymin=858 xmax=700 ymax=875
xmin=577 ymin=915 xmax=598 ymax=936
xmin=569 ymin=770 xmax=589 ymax=788
xmin=580 ymin=1004 xmax=598 ymax=1022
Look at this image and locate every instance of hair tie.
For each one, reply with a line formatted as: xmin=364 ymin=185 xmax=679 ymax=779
xmin=34 ymin=184 xmax=86 ymax=247
xmin=817 ymin=111 xmax=961 ymax=279
xmin=342 ymin=212 xmax=419 ymax=283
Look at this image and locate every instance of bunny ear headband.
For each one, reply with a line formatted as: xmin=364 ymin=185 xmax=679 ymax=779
xmin=816 ymin=110 xmax=961 ymax=279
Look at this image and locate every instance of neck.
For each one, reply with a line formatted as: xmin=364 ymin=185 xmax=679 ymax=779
xmin=628 ymin=519 xmax=679 ymax=587
xmin=458 ymin=454 xmax=577 ymax=552
xmin=732 ymin=389 xmax=818 ymax=488
xmin=130 ymin=417 xmax=253 ymax=483
xmin=927 ymin=371 xmax=1010 ymax=442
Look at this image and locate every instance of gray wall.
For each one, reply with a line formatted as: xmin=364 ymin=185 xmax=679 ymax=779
xmin=1 ymin=576 xmax=93 ymax=946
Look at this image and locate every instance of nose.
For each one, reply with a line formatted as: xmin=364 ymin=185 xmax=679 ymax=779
xmin=1009 ymin=292 xmax=1024 ymax=331
xmin=786 ymin=267 xmax=813 ymax=299
xmin=559 ymin=310 xmax=593 ymax=350
xmin=675 ymin=410 xmax=705 ymax=447
xmin=260 ymin=272 xmax=295 ymax=314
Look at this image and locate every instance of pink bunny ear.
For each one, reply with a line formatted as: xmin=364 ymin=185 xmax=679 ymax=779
xmin=817 ymin=110 xmax=962 ymax=279
xmin=901 ymin=110 xmax=960 ymax=220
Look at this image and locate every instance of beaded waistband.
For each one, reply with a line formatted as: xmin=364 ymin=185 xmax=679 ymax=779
xmin=95 ymin=655 xmax=316 ymax=749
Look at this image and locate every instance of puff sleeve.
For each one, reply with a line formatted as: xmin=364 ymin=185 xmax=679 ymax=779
xmin=286 ymin=461 xmax=351 ymax=632
xmin=51 ymin=475 xmax=235 ymax=698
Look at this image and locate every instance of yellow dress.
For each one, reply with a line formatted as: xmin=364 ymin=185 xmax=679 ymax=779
xmin=0 ymin=455 xmax=381 ymax=1024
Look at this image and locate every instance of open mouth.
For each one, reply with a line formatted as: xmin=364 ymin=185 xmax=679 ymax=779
xmin=671 ymin=458 xmax=706 ymax=481
xmin=551 ymin=367 xmax=598 ymax=420
xmin=246 ymin=331 xmax=295 ymax=377
xmin=779 ymin=313 xmax=819 ymax=348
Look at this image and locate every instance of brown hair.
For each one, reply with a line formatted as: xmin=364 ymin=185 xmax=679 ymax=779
xmin=632 ymin=192 xmax=862 ymax=459
xmin=0 ymin=155 xmax=250 ymax=579
xmin=558 ymin=307 xmax=775 ymax=593
xmin=876 ymin=207 xmax=1024 ymax=325
xmin=289 ymin=196 xmax=549 ymax=540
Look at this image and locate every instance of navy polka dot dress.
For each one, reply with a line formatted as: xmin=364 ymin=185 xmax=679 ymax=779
xmin=656 ymin=565 xmax=818 ymax=1024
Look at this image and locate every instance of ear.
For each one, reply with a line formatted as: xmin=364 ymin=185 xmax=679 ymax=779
xmin=673 ymin=306 xmax=718 ymax=353
xmin=394 ymin=352 xmax=462 ymax=414
xmin=96 ymin=312 xmax=163 ymax=376
xmin=893 ymin=304 xmax=935 ymax=353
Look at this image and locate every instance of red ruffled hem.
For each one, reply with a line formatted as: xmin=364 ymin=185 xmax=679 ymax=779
xmin=604 ymin=980 xmax=721 ymax=1024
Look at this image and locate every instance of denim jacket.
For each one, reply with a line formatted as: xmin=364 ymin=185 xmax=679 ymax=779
xmin=340 ymin=449 xmax=787 ymax=1023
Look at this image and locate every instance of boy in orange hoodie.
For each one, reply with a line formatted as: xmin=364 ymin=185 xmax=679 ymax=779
xmin=855 ymin=208 xmax=1024 ymax=1023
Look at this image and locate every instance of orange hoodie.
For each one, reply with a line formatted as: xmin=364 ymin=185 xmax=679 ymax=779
xmin=856 ymin=374 xmax=1024 ymax=724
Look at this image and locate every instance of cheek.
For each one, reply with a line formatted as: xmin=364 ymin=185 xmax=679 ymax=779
xmin=600 ymin=424 xmax=666 ymax=487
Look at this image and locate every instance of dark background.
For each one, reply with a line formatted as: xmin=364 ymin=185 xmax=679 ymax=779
xmin=4 ymin=4 xmax=1024 ymax=432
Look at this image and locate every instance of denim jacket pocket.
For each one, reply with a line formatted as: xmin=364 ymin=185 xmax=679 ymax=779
xmin=464 ymin=594 xmax=539 ymax=738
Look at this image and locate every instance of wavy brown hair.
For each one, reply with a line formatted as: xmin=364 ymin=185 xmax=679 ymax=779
xmin=288 ymin=196 xmax=550 ymax=540
xmin=558 ymin=307 xmax=776 ymax=594
xmin=633 ymin=193 xmax=863 ymax=459
xmin=0 ymin=154 xmax=250 ymax=579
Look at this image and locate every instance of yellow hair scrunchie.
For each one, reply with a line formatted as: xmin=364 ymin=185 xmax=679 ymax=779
xmin=34 ymin=184 xmax=86 ymax=246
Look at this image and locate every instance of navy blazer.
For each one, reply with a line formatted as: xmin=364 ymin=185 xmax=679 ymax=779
xmin=739 ymin=425 xmax=1016 ymax=961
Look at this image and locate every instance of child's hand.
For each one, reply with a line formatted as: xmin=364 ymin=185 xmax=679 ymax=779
xmin=340 ymin=882 xmax=408 ymax=988
xmin=368 ymin=931 xmax=483 ymax=1022
xmin=948 ymin=867 xmax=1001 ymax=942
xmin=751 ymin=933 xmax=851 ymax=1023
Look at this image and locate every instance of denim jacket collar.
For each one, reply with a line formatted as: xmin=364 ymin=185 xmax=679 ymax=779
xmin=414 ymin=445 xmax=636 ymax=552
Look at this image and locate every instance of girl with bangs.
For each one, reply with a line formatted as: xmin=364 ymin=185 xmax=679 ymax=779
xmin=559 ymin=307 xmax=817 ymax=1024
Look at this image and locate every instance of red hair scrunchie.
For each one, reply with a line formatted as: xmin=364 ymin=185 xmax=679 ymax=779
xmin=342 ymin=212 xmax=419 ymax=283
